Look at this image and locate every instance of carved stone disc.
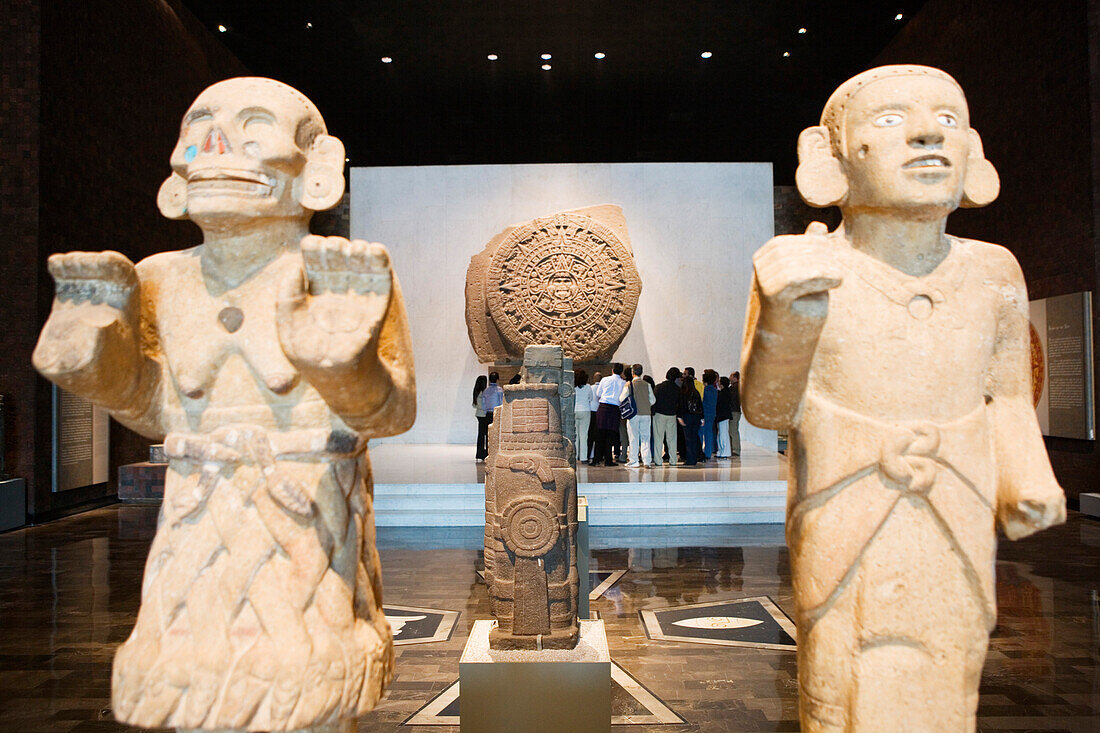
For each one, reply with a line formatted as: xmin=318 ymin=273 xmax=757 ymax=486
xmin=481 ymin=211 xmax=641 ymax=363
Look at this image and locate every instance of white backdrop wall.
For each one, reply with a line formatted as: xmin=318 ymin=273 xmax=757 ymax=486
xmin=350 ymin=163 xmax=777 ymax=450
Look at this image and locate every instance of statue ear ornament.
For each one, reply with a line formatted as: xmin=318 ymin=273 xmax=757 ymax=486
xmin=961 ymin=128 xmax=1000 ymax=208
xmin=296 ymin=133 xmax=347 ymax=212
xmin=157 ymin=172 xmax=190 ymax=220
xmin=795 ymin=125 xmax=849 ymax=208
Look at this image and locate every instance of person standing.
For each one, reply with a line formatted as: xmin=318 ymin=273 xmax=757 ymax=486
xmin=622 ymin=363 xmax=656 ymax=467
xmin=618 ymin=365 xmax=633 ymax=463
xmin=643 ymin=373 xmax=657 ymax=462
xmin=653 ymin=368 xmax=681 ymax=465
xmin=728 ymin=371 xmax=741 ymax=457
xmin=573 ymin=369 xmax=595 ymax=465
xmin=716 ymin=375 xmax=733 ymax=458
xmin=473 ymin=375 xmax=490 ymax=461
xmin=594 ymin=363 xmax=627 ymax=466
xmin=588 ymin=371 xmax=602 ymax=461
xmin=677 ymin=375 xmax=704 ymax=466
xmin=481 ymin=371 xmax=505 ymax=443
xmin=701 ymin=370 xmax=718 ymax=460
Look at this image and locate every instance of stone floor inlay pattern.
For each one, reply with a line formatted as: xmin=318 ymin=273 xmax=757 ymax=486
xmin=641 ymin=597 xmax=797 ymax=651
xmin=0 ymin=504 xmax=1097 ymax=731
xmin=384 ymin=605 xmax=460 ymax=646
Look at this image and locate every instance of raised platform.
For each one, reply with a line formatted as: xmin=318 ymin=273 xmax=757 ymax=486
xmin=370 ymin=443 xmax=787 ymax=526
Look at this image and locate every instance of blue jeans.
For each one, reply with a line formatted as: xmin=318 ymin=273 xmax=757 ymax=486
xmin=700 ymin=415 xmax=715 ymax=459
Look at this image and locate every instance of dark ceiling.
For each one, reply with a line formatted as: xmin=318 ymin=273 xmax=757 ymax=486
xmin=178 ymin=0 xmax=929 ymax=184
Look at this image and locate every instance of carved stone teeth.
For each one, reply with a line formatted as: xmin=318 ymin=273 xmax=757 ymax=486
xmin=903 ymin=156 xmax=948 ymax=169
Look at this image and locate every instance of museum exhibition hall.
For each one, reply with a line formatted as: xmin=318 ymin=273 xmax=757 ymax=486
xmin=2 ymin=1 xmax=1100 ymax=731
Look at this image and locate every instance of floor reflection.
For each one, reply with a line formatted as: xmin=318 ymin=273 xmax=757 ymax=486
xmin=0 ymin=505 xmax=1096 ymax=731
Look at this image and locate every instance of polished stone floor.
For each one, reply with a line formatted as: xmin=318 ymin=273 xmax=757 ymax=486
xmin=1 ymin=505 xmax=1097 ymax=732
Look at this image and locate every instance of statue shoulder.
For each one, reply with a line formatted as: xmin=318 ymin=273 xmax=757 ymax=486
xmin=135 ymin=246 xmax=202 ymax=284
xmin=954 ymin=237 xmax=1025 ymax=288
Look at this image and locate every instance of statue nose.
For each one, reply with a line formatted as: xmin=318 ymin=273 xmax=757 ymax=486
xmin=201 ymin=127 xmax=232 ymax=155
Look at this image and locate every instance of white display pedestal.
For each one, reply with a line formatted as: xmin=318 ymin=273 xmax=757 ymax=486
xmin=459 ymin=619 xmax=611 ymax=733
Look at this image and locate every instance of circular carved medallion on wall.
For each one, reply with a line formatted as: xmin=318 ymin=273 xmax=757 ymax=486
xmin=1029 ymin=321 xmax=1044 ymax=408
xmin=482 ymin=212 xmax=641 ymax=363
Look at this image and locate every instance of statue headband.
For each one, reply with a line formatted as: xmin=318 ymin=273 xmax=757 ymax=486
xmin=198 ymin=77 xmax=328 ymax=142
xmin=821 ymin=65 xmax=964 ymax=155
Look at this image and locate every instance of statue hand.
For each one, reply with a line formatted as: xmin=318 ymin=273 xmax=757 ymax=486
xmin=33 ymin=251 xmax=141 ymax=388
xmin=277 ymin=235 xmax=393 ymax=371
xmin=1001 ymin=490 xmax=1066 ymax=540
xmin=753 ymin=222 xmax=843 ymax=321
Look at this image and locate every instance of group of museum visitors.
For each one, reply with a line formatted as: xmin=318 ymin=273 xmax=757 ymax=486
xmin=472 ymin=363 xmax=740 ymax=467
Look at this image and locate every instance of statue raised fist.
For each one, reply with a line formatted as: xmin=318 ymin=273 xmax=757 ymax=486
xmin=33 ymin=251 xmax=143 ymax=407
xmin=278 ymin=235 xmax=394 ymax=372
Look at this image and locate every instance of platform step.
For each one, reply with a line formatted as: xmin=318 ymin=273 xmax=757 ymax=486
xmin=372 ymin=480 xmax=786 ymax=526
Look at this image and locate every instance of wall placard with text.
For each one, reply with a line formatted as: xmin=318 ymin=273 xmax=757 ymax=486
xmin=51 ymin=386 xmax=109 ymax=491
xmin=1029 ymin=292 xmax=1095 ymax=440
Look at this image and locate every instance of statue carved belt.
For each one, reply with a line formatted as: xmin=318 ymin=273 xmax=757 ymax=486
xmin=789 ymin=392 xmax=997 ymax=629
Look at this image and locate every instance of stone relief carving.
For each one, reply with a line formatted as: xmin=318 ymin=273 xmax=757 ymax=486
xmin=484 ymin=345 xmax=579 ymax=650
xmin=740 ymin=66 xmax=1066 ymax=732
xmin=466 ymin=205 xmax=641 ymax=364
xmin=33 ymin=78 xmax=415 ymax=733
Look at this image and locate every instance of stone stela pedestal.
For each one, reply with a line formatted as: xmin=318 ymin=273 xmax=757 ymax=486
xmin=459 ymin=619 xmax=611 ymax=733
xmin=465 ymin=345 xmax=611 ymax=730
xmin=483 ymin=344 xmax=579 ymax=651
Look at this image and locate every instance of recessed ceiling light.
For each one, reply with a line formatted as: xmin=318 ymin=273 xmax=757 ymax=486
xmin=345 ymin=157 xmax=350 ymax=162
xmin=798 ymin=27 xmax=807 ymax=34
xmin=594 ymin=52 xmax=605 ymax=60
xmin=306 ymin=22 xmax=312 ymax=29
xmin=487 ymin=53 xmax=498 ymax=61
xmin=381 ymin=56 xmax=392 ymax=63
xmin=541 ymin=64 xmax=552 ymax=70
xmin=700 ymin=51 xmax=713 ymax=59
xmin=541 ymin=53 xmax=552 ymax=60
xmin=783 ymin=51 xmax=791 ymax=57
xmin=217 ymin=24 xmax=227 ymax=33
xmin=895 ymin=13 xmax=904 ymax=20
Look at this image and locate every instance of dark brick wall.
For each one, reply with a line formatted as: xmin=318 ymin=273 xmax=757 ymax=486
xmin=311 ymin=193 xmax=351 ymax=238
xmin=773 ymin=185 xmax=841 ymax=236
xmin=871 ymin=0 xmax=1098 ymax=502
xmin=0 ymin=1 xmax=42 ymax=504
xmin=2 ymin=0 xmax=247 ymax=521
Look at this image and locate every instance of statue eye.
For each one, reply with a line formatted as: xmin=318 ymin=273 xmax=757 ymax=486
xmin=937 ymin=112 xmax=958 ymax=127
xmin=874 ymin=113 xmax=904 ymax=127
xmin=243 ymin=114 xmax=274 ymax=132
xmin=183 ymin=110 xmax=213 ymax=129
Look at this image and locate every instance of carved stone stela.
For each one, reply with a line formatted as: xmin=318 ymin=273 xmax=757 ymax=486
xmin=484 ymin=345 xmax=579 ymax=650
xmin=466 ymin=205 xmax=642 ymax=364
xmin=32 ymin=78 xmax=416 ymax=733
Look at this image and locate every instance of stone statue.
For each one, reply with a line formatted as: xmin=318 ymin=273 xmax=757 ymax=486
xmin=484 ymin=345 xmax=579 ymax=649
xmin=740 ymin=65 xmax=1066 ymax=731
xmin=465 ymin=205 xmax=641 ymax=365
xmin=33 ymin=78 xmax=416 ymax=732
